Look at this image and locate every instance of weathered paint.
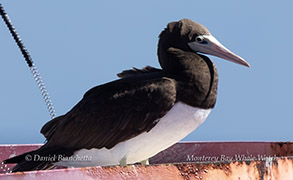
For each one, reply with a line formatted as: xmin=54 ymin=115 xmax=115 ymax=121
xmin=0 ymin=142 xmax=292 ymax=179
xmin=176 ymin=157 xmax=293 ymax=180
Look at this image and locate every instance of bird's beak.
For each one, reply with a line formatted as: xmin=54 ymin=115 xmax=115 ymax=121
xmin=188 ymin=35 xmax=250 ymax=67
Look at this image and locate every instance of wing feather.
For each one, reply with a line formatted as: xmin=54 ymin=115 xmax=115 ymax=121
xmin=44 ymin=75 xmax=177 ymax=150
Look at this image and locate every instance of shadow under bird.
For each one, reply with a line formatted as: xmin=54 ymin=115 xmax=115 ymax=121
xmin=3 ymin=19 xmax=249 ymax=172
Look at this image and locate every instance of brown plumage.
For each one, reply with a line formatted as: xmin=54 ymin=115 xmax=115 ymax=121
xmin=3 ymin=19 xmax=248 ymax=172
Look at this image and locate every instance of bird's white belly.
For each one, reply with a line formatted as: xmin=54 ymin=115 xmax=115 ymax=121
xmin=55 ymin=102 xmax=211 ymax=167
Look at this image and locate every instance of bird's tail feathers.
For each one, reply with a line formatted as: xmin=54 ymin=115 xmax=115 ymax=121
xmin=2 ymin=146 xmax=73 ymax=172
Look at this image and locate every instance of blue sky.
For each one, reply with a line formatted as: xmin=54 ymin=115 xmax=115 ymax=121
xmin=0 ymin=1 xmax=292 ymax=144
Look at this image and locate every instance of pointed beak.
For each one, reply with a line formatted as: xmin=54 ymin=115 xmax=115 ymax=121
xmin=188 ymin=35 xmax=250 ymax=67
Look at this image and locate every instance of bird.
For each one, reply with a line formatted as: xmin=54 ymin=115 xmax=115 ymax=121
xmin=3 ymin=19 xmax=249 ymax=172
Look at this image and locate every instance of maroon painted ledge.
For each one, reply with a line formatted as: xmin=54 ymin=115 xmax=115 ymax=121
xmin=0 ymin=142 xmax=292 ymax=180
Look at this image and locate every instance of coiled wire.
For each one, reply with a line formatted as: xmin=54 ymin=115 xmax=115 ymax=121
xmin=0 ymin=3 xmax=56 ymax=119
xmin=30 ymin=65 xmax=56 ymax=119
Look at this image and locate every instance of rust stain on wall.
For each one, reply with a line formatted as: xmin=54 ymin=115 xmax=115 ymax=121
xmin=270 ymin=142 xmax=293 ymax=156
xmin=175 ymin=157 xmax=293 ymax=180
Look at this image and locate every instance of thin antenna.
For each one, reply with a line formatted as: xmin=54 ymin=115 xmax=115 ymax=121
xmin=0 ymin=3 xmax=56 ymax=119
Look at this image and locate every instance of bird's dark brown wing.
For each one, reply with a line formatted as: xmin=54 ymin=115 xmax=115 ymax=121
xmin=42 ymin=75 xmax=177 ymax=150
xmin=117 ymin=66 xmax=162 ymax=78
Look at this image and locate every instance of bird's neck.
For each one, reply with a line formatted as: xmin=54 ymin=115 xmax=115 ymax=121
xmin=160 ymin=47 xmax=218 ymax=109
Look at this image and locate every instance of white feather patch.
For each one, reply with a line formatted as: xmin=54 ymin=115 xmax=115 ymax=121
xmin=55 ymin=102 xmax=211 ymax=167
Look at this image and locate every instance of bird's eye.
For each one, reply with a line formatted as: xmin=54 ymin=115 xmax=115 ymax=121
xmin=194 ymin=36 xmax=208 ymax=44
xmin=195 ymin=36 xmax=204 ymax=43
xmin=196 ymin=36 xmax=203 ymax=42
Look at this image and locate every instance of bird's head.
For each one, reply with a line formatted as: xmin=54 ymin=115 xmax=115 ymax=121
xmin=158 ymin=19 xmax=250 ymax=69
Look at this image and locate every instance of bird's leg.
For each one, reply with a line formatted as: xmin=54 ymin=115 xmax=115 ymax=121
xmin=119 ymin=156 xmax=127 ymax=166
xmin=140 ymin=159 xmax=149 ymax=166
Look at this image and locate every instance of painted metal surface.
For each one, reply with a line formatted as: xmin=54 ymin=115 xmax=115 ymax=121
xmin=151 ymin=141 xmax=293 ymax=164
xmin=0 ymin=142 xmax=292 ymax=179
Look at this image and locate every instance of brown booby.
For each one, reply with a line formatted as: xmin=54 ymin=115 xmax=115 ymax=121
xmin=3 ymin=19 xmax=249 ymax=172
